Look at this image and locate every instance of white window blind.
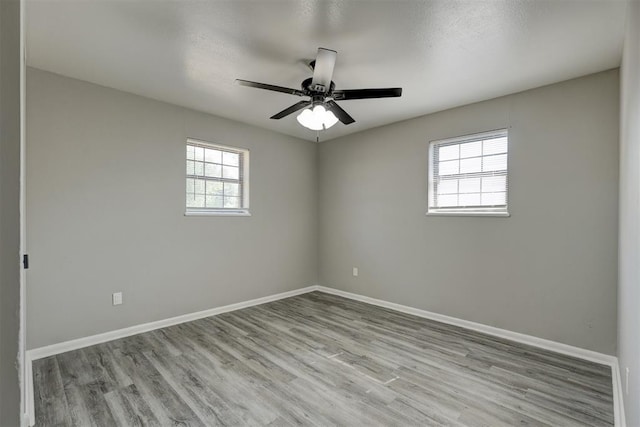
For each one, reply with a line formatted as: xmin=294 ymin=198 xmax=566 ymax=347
xmin=186 ymin=139 xmax=249 ymax=215
xmin=428 ymin=129 xmax=509 ymax=215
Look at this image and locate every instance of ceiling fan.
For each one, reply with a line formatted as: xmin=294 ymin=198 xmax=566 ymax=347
xmin=235 ymin=48 xmax=402 ymax=131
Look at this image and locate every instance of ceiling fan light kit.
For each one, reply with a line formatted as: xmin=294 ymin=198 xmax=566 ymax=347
xmin=296 ymin=105 xmax=339 ymax=131
xmin=236 ymin=47 xmax=402 ymax=132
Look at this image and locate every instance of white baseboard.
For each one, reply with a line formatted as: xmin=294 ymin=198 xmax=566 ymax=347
xmin=25 ymin=285 xmax=318 ymax=426
xmin=25 ymin=353 xmax=33 ymax=426
xmin=612 ymin=360 xmax=627 ymax=427
xmin=316 ymin=286 xmax=616 ymax=366
xmin=27 ymin=286 xmax=317 ymax=361
xmin=315 ymin=286 xmax=625 ymax=427
xmin=26 ymin=284 xmax=625 ymax=427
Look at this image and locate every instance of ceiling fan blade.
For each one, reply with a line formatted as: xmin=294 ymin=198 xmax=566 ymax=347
xmin=270 ymin=100 xmax=312 ymax=119
xmin=236 ymin=79 xmax=306 ymax=97
xmin=326 ymin=100 xmax=355 ymax=125
xmin=310 ymin=48 xmax=337 ymax=93
xmin=332 ymin=88 xmax=402 ymax=100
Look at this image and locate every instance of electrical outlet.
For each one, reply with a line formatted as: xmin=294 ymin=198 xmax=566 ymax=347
xmin=626 ymin=367 xmax=630 ymax=395
xmin=112 ymin=292 xmax=123 ymax=306
xmin=353 ymin=267 xmax=359 ymax=277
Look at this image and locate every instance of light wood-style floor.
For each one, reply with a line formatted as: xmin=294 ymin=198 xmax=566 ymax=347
xmin=33 ymin=291 xmax=614 ymax=426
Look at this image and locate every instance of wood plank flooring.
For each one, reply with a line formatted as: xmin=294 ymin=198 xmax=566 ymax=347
xmin=33 ymin=291 xmax=614 ymax=426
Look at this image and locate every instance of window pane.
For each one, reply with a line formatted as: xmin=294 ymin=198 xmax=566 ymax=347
xmin=438 ymin=160 xmax=459 ymax=176
xmin=460 ymin=141 xmax=481 ymax=158
xmin=224 ymin=196 xmax=240 ymax=208
xmin=204 ymin=163 xmax=222 ymax=178
xmin=205 ymin=149 xmax=222 ymax=164
xmin=481 ymin=192 xmax=506 ymax=206
xmin=186 ymin=193 xmax=196 ymax=207
xmin=194 ymin=146 xmax=204 ymax=161
xmin=223 ymin=165 xmax=239 ymax=180
xmin=186 ymin=160 xmax=195 ymax=175
xmin=438 ymin=144 xmax=459 ymax=161
xmin=194 ymin=161 xmax=204 ymax=176
xmin=437 ymin=179 xmax=458 ymax=195
xmin=223 ymin=151 xmax=240 ymax=166
xmin=205 ymin=181 xmax=223 ymax=195
xmin=483 ymin=137 xmax=508 ymax=155
xmin=194 ymin=179 xmax=205 ymax=194
xmin=460 ymin=157 xmax=481 ymax=174
xmin=206 ymin=195 xmax=224 ymax=208
xmin=437 ymin=194 xmax=458 ymax=207
xmin=187 ymin=193 xmax=205 ymax=208
xmin=483 ymin=154 xmax=507 ymax=172
xmin=459 ymin=177 xmax=481 ymax=193
xmin=186 ymin=145 xmax=195 ymax=160
xmin=224 ymin=182 xmax=240 ymax=197
xmin=459 ymin=193 xmax=481 ymax=206
xmin=482 ymin=176 xmax=507 ymax=193
xmin=186 ymin=178 xmax=194 ymax=193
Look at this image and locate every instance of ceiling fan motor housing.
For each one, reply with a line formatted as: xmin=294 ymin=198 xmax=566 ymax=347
xmin=302 ymin=77 xmax=335 ymax=96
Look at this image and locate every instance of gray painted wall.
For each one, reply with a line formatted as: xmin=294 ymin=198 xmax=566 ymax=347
xmin=27 ymin=65 xmax=621 ymax=361
xmin=26 ymin=68 xmax=317 ymax=349
xmin=0 ymin=0 xmax=23 ymax=424
xmin=619 ymin=0 xmax=640 ymax=423
xmin=319 ymin=70 xmax=619 ymax=355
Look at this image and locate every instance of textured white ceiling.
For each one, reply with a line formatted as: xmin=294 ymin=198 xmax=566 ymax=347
xmin=26 ymin=0 xmax=627 ymax=141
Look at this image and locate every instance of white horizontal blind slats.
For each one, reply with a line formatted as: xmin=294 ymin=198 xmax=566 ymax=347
xmin=429 ymin=129 xmax=509 ymax=214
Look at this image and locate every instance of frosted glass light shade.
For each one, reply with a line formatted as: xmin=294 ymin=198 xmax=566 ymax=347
xmin=297 ymin=105 xmax=339 ymax=130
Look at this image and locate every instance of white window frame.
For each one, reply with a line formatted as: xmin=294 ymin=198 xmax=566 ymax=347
xmin=427 ymin=129 xmax=509 ymax=217
xmin=185 ymin=138 xmax=250 ymax=217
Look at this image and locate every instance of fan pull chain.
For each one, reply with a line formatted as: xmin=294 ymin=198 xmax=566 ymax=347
xmin=316 ymin=130 xmax=320 ymax=143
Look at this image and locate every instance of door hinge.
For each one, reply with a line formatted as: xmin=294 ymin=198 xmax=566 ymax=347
xmin=23 ymin=254 xmax=29 ymax=269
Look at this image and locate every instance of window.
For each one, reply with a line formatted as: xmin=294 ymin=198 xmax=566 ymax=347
xmin=428 ymin=129 xmax=509 ymax=216
xmin=186 ymin=139 xmax=249 ymax=216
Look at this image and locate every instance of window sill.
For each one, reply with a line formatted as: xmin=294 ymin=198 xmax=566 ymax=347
xmin=426 ymin=211 xmax=510 ymax=218
xmin=185 ymin=209 xmax=251 ymax=217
